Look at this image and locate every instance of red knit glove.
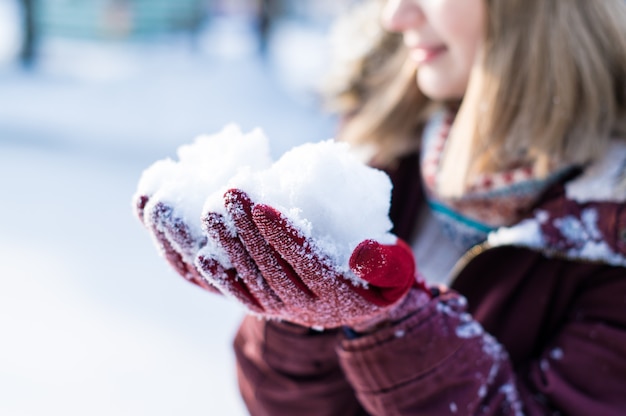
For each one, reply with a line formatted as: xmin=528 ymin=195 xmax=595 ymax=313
xmin=134 ymin=194 xmax=220 ymax=294
xmin=197 ymin=189 xmax=430 ymax=329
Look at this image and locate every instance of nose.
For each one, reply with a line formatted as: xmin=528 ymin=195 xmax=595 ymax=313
xmin=381 ymin=0 xmax=424 ymax=33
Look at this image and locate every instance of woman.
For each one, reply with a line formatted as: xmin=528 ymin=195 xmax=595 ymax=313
xmin=135 ymin=0 xmax=626 ymax=414
xmin=232 ymin=1 xmax=626 ymax=414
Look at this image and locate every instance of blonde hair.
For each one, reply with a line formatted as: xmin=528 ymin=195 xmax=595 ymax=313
xmin=323 ymin=45 xmax=431 ymax=166
xmin=325 ymin=0 xmax=626 ymax=183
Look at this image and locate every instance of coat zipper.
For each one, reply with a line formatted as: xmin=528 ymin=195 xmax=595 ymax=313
xmin=447 ymin=241 xmax=492 ymax=285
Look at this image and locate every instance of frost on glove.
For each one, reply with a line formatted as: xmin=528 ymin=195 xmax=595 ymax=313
xmin=197 ymin=141 xmax=430 ymax=329
xmin=132 ymin=125 xmax=272 ymax=293
xmin=136 ymin=194 xmax=216 ymax=292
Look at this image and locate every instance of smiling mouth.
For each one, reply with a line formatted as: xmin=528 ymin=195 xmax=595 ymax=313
xmin=408 ymin=46 xmax=447 ymax=64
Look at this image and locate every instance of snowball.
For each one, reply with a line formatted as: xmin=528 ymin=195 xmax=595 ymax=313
xmin=134 ymin=124 xmax=272 ymax=253
xmin=206 ymin=139 xmax=395 ymax=271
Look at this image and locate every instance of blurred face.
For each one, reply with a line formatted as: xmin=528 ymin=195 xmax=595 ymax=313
xmin=381 ymin=0 xmax=486 ymax=100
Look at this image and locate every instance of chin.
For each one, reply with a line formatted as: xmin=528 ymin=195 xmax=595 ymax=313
xmin=416 ymin=71 xmax=466 ymax=101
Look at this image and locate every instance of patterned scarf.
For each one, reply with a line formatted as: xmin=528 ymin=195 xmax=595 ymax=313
xmin=420 ymin=108 xmax=574 ymax=250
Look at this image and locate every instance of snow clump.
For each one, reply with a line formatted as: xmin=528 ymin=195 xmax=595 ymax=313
xmin=135 ymin=124 xmax=273 ymax=253
xmin=205 ymin=139 xmax=396 ymax=272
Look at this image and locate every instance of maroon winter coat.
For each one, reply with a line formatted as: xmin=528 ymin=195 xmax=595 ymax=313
xmin=233 ymin=152 xmax=626 ymax=415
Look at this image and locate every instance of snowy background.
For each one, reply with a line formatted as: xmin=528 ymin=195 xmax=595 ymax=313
xmin=0 ymin=1 xmax=341 ymax=414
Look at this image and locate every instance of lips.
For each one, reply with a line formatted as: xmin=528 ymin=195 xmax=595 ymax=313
xmin=408 ymin=45 xmax=447 ymax=64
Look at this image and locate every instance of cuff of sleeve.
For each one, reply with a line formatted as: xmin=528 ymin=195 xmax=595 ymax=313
xmin=236 ymin=315 xmax=342 ymax=376
xmin=337 ymin=292 xmax=467 ymax=394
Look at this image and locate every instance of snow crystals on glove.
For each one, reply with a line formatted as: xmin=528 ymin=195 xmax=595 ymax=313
xmin=134 ymin=124 xmax=273 ymax=262
xmin=205 ymin=139 xmax=396 ymax=275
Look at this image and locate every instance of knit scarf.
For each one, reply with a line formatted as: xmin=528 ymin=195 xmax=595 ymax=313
xmin=420 ymin=108 xmax=574 ymax=251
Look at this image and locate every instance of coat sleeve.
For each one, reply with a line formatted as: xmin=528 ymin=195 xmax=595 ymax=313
xmin=337 ymin=292 xmax=522 ymax=415
xmin=233 ymin=315 xmax=367 ymax=416
xmin=337 ymin=262 xmax=626 ymax=415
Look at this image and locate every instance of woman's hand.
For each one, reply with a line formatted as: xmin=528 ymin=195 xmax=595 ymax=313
xmin=197 ymin=189 xmax=430 ymax=329
xmin=132 ymin=125 xmax=273 ymax=295
xmin=134 ymin=193 xmax=221 ymax=294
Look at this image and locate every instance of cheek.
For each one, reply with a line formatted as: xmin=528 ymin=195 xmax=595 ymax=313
xmin=428 ymin=0 xmax=484 ymax=96
xmin=437 ymin=0 xmax=485 ymax=60
xmin=415 ymin=1 xmax=485 ymax=100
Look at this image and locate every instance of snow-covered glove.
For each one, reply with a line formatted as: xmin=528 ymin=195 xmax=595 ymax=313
xmin=132 ymin=125 xmax=273 ymax=294
xmin=197 ymin=189 xmax=431 ymax=329
xmin=135 ymin=195 xmax=219 ymax=293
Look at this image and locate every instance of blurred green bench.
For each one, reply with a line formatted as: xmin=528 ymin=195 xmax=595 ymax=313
xmin=38 ymin=0 xmax=206 ymax=39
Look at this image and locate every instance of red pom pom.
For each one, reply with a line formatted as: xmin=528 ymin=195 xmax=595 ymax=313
xmin=349 ymin=239 xmax=416 ymax=306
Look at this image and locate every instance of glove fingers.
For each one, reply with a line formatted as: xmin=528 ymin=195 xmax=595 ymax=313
xmin=155 ymin=226 xmax=209 ymax=289
xmin=196 ymin=254 xmax=264 ymax=312
xmin=160 ymin=211 xmax=206 ymax=262
xmin=191 ymin=275 xmax=222 ymax=294
xmin=251 ymin=204 xmax=374 ymax=309
xmin=145 ymin=201 xmax=219 ymax=293
xmin=202 ymin=212 xmax=283 ymax=311
xmin=134 ymin=194 xmax=149 ymax=223
xmin=148 ymin=201 xmax=203 ymax=259
xmin=224 ymin=189 xmax=316 ymax=304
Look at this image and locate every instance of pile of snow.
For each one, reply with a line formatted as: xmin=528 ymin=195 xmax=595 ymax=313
xmin=136 ymin=124 xmax=395 ymax=272
xmin=134 ymin=124 xmax=272 ymax=260
xmin=211 ymin=139 xmax=395 ymax=270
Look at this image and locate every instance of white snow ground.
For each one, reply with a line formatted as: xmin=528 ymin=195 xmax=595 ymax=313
xmin=0 ymin=6 xmax=336 ymax=415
